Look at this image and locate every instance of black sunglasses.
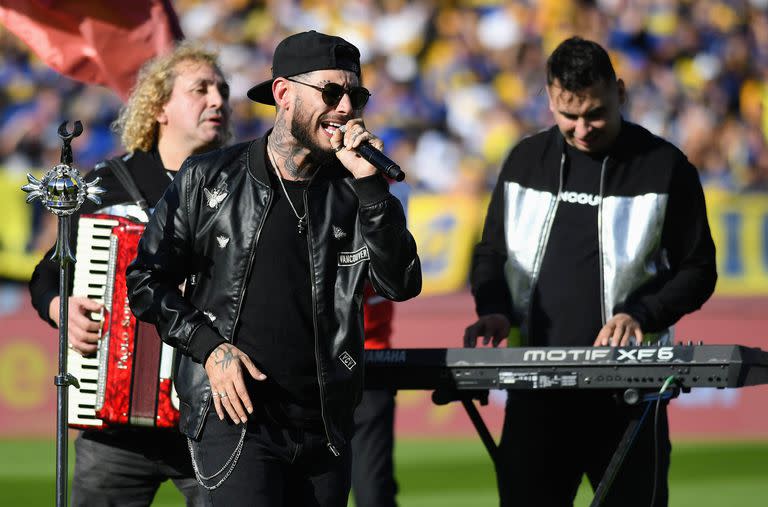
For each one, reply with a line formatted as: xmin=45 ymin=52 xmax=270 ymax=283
xmin=285 ymin=77 xmax=371 ymax=110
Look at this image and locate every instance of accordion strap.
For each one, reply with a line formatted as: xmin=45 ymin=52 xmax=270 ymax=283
xmin=105 ymin=157 xmax=149 ymax=211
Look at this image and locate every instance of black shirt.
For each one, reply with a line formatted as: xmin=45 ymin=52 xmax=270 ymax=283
xmin=235 ymin=160 xmax=322 ymax=429
xmin=531 ymin=144 xmax=604 ymax=346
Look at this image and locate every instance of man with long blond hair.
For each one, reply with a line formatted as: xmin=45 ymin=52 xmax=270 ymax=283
xmin=29 ymin=41 xmax=231 ymax=506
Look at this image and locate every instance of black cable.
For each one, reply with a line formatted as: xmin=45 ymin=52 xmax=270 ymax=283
xmin=650 ymin=376 xmax=675 ymax=507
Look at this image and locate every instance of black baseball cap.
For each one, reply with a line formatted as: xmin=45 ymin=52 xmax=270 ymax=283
xmin=247 ymin=30 xmax=361 ymax=105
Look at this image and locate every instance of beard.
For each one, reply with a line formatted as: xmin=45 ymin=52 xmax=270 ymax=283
xmin=291 ymin=109 xmax=336 ymax=167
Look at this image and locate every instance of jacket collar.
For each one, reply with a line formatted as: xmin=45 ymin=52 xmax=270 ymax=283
xmin=246 ymin=134 xmax=271 ymax=187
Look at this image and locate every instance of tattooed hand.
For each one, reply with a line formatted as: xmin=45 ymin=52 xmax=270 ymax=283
xmin=204 ymin=343 xmax=266 ymax=424
xmin=330 ymin=119 xmax=382 ymax=179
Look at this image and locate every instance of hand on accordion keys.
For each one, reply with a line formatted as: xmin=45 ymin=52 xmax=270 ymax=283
xmin=205 ymin=343 xmax=267 ymax=424
xmin=49 ymin=295 xmax=103 ymax=355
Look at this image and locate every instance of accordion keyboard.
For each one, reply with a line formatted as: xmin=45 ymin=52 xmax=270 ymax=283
xmin=68 ymin=216 xmax=120 ymax=428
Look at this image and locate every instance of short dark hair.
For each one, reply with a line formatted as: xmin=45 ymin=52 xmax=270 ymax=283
xmin=546 ymin=37 xmax=616 ymax=91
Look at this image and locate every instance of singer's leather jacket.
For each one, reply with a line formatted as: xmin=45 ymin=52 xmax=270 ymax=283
xmin=126 ymin=134 xmax=421 ymax=453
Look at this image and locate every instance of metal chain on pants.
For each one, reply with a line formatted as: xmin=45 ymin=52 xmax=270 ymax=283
xmin=187 ymin=425 xmax=247 ymax=490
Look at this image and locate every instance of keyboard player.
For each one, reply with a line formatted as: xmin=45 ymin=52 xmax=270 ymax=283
xmin=463 ymin=37 xmax=718 ymax=507
xmin=28 ymin=43 xmax=231 ymax=506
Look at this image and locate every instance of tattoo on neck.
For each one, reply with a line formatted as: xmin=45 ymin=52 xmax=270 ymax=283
xmin=286 ymin=148 xmax=306 ymax=179
xmin=269 ymin=131 xmax=313 ymax=180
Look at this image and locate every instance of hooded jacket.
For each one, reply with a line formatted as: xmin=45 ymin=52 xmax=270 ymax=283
xmin=471 ymin=121 xmax=717 ymax=345
xmin=126 ymin=135 xmax=421 ymax=453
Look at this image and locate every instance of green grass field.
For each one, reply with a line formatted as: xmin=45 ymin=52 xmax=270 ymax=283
xmin=1 ymin=438 xmax=766 ymax=506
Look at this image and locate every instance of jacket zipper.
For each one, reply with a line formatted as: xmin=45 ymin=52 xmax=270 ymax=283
xmin=524 ymin=153 xmax=565 ymax=344
xmin=196 ymin=162 xmax=271 ymax=446
xmin=231 ymin=188 xmax=273 ymax=345
xmin=303 ymin=190 xmax=340 ymax=457
xmin=597 ymin=156 xmax=609 ymax=325
xmin=198 ymin=186 xmax=271 ymax=420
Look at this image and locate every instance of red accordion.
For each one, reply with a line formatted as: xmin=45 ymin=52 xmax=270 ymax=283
xmin=68 ymin=214 xmax=179 ymax=430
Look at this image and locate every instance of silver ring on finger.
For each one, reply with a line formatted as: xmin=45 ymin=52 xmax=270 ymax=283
xmin=219 ymin=392 xmax=228 ymax=399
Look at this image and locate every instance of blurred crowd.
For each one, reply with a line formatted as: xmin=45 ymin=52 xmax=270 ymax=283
xmin=3 ymin=0 xmax=768 ymax=192
xmin=1 ymin=0 xmax=768 ymax=286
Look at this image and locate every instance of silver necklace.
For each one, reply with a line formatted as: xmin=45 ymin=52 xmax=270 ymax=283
xmin=267 ymin=146 xmax=307 ymax=234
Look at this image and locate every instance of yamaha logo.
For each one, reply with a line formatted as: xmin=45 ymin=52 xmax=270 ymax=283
xmin=365 ymin=349 xmax=407 ymax=364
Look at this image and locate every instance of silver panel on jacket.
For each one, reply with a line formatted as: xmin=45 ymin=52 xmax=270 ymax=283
xmin=601 ymin=192 xmax=671 ymax=344
xmin=502 ymin=182 xmax=673 ymax=344
xmin=502 ymin=181 xmax=557 ymax=332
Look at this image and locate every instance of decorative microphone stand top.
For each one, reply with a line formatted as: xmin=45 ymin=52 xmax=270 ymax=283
xmin=22 ymin=121 xmax=105 ymax=507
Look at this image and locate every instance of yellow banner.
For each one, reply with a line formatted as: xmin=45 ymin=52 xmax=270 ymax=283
xmin=706 ymin=188 xmax=768 ymax=295
xmin=0 ymin=169 xmax=42 ymax=281
xmin=408 ymin=194 xmax=487 ymax=295
xmin=4 ymin=181 xmax=768 ymax=295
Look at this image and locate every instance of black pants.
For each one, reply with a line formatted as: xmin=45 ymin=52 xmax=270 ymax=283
xmin=351 ymin=389 xmax=398 ymax=507
xmin=496 ymin=390 xmax=670 ymax=507
xmin=192 ymin=408 xmax=351 ymax=507
xmin=71 ymin=429 xmax=203 ymax=506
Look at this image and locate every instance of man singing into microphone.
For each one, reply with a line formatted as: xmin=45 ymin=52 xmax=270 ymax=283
xmin=126 ymin=30 xmax=421 ymax=506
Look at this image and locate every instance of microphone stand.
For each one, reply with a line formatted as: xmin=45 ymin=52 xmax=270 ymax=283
xmin=22 ymin=121 xmax=105 ymax=507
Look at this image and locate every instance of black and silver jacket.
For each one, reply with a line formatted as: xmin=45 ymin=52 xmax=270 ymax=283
xmin=471 ymin=121 xmax=717 ymax=345
xmin=126 ymin=135 xmax=421 ymax=452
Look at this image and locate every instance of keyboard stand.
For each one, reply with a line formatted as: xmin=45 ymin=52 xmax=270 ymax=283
xmin=432 ymin=389 xmax=499 ymax=464
xmin=590 ymin=388 xmax=678 ymax=507
xmin=430 ymin=387 xmax=680 ymax=505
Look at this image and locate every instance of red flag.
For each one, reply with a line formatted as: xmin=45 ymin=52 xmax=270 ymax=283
xmin=0 ymin=0 xmax=184 ymax=101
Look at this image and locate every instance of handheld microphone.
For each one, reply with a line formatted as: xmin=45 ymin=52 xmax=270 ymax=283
xmin=338 ymin=126 xmax=405 ymax=182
